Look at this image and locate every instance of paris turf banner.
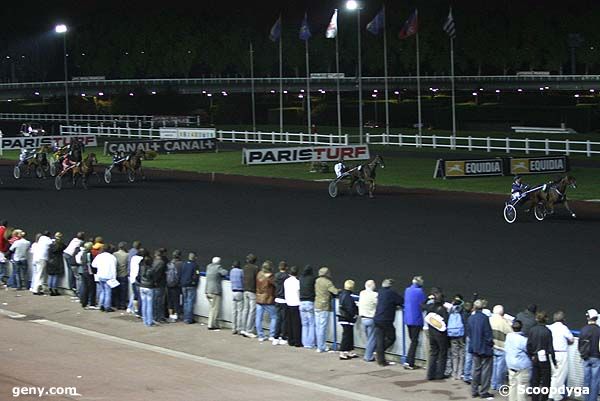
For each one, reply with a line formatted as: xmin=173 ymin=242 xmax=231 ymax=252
xmin=243 ymin=145 xmax=370 ymax=165
xmin=1 ymin=135 xmax=97 ymax=150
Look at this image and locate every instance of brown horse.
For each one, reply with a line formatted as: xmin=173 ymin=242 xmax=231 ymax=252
xmin=531 ymin=175 xmax=577 ymax=218
xmin=348 ymin=155 xmax=385 ymax=198
xmin=70 ymin=153 xmax=98 ymax=189
xmin=123 ymin=149 xmax=146 ymax=181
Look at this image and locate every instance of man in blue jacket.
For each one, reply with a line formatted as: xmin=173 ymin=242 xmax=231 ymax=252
xmin=374 ymin=279 xmax=404 ymax=367
xmin=467 ymin=299 xmax=495 ymax=399
xmin=404 ymin=275 xmax=426 ymax=369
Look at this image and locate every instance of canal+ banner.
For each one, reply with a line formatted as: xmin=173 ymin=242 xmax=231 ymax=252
xmin=104 ymin=138 xmax=217 ymax=154
xmin=509 ymin=156 xmax=569 ymax=175
xmin=243 ymin=145 xmax=370 ymax=165
xmin=435 ymin=158 xmax=504 ymax=178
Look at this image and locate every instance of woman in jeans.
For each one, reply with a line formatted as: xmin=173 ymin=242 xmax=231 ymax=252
xmin=138 ymin=250 xmax=156 ymax=327
xmin=299 ymin=265 xmax=316 ymax=348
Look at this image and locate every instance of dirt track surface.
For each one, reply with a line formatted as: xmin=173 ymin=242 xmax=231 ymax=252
xmin=1 ymin=165 xmax=598 ymax=326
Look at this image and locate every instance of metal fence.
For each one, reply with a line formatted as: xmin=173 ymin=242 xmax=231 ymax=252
xmin=366 ymin=132 xmax=600 ymax=157
xmin=0 ymin=113 xmax=200 ymax=126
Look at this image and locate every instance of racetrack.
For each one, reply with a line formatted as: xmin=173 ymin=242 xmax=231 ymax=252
xmin=1 ymin=164 xmax=598 ymax=326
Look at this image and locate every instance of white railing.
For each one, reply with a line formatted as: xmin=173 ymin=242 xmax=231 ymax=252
xmin=0 ymin=113 xmax=200 ymax=126
xmin=60 ymin=125 xmax=349 ymax=146
xmin=218 ymin=130 xmax=348 ymax=146
xmin=366 ymin=132 xmax=600 ymax=157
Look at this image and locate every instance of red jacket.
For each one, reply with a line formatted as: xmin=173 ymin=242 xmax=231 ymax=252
xmin=0 ymin=226 xmax=8 ymax=253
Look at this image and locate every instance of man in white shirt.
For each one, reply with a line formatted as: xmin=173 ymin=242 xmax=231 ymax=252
xmin=92 ymin=245 xmax=117 ymax=312
xmin=283 ymin=266 xmax=302 ymax=347
xmin=63 ymin=232 xmax=85 ymax=296
xmin=9 ymin=230 xmax=30 ymax=290
xmin=30 ymin=231 xmax=53 ymax=295
xmin=128 ymin=250 xmax=143 ymax=315
xmin=358 ymin=280 xmax=378 ymax=362
xmin=547 ymin=311 xmax=574 ymax=401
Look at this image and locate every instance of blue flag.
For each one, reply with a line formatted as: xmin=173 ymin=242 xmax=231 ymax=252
xmin=269 ymin=16 xmax=281 ymax=42
xmin=367 ymin=7 xmax=385 ymax=35
xmin=299 ymin=12 xmax=311 ymax=41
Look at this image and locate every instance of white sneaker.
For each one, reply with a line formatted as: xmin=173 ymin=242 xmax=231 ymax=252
xmin=258 ymin=337 xmax=267 ymax=342
xmin=268 ymin=337 xmax=275 ymax=341
xmin=240 ymin=330 xmax=247 ymax=336
xmin=278 ymin=339 xmax=288 ymax=345
xmin=245 ymin=332 xmax=257 ymax=338
xmin=126 ymin=308 xmax=132 ymax=314
xmin=272 ymin=339 xmax=280 ymax=345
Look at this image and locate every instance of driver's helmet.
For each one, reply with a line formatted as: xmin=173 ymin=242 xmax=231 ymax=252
xmin=513 ymin=175 xmax=522 ymax=183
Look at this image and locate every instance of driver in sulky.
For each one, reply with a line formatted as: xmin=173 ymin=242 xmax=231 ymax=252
xmin=511 ymin=175 xmax=529 ymax=200
xmin=334 ymin=156 xmax=347 ymax=178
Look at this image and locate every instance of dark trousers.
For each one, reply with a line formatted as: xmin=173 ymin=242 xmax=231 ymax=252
xmin=340 ymin=323 xmax=355 ymax=352
xmin=167 ymin=286 xmax=181 ymax=312
xmin=406 ymin=325 xmax=422 ymax=367
xmin=274 ymin=302 xmax=288 ymax=339
xmin=80 ymin=272 xmax=96 ymax=307
xmin=375 ymin=321 xmax=396 ymax=365
xmin=285 ymin=305 xmax=302 ymax=346
xmin=471 ymin=354 xmax=493 ymax=396
xmin=531 ymin=360 xmax=551 ymax=401
xmin=427 ymin=333 xmax=449 ymax=380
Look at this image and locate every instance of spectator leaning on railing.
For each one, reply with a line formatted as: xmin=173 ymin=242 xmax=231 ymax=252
xmin=578 ymin=309 xmax=600 ymax=401
xmin=374 ymin=278 xmax=403 ymax=367
xmin=299 ymin=265 xmax=316 ymax=349
xmin=255 ymin=261 xmax=277 ymax=342
xmin=205 ymin=256 xmax=228 ymax=331
xmin=338 ymin=279 xmax=358 ymax=360
xmin=283 ymin=266 xmax=302 ymax=347
xmin=179 ymin=252 xmax=200 ymax=325
xmin=358 ymin=280 xmax=378 ymax=363
xmin=229 ymin=260 xmax=244 ymax=334
xmin=547 ymin=310 xmax=574 ymax=401
xmin=314 ymin=267 xmax=339 ymax=353
xmin=404 ymin=275 xmax=426 ymax=370
xmin=241 ymin=253 xmax=259 ymax=338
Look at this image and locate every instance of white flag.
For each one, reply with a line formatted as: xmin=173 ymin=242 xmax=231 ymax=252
xmin=326 ymin=9 xmax=338 ymax=39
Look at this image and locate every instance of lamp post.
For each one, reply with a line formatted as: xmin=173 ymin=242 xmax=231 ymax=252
xmin=55 ymin=24 xmax=69 ymax=125
xmin=346 ymin=0 xmax=363 ymax=144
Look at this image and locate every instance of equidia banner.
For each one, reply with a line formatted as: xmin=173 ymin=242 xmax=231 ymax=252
xmin=104 ymin=138 xmax=217 ymax=154
xmin=1 ymin=135 xmax=97 ymax=150
xmin=434 ymin=158 xmax=504 ymax=178
xmin=509 ymin=156 xmax=568 ymax=175
xmin=242 ymin=145 xmax=370 ymax=165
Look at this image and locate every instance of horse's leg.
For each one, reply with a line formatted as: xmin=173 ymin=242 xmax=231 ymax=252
xmin=563 ymin=198 xmax=576 ymax=218
xmin=349 ymin=176 xmax=356 ymax=195
xmin=140 ymin=166 xmax=146 ymax=180
xmin=368 ymin=179 xmax=375 ymax=199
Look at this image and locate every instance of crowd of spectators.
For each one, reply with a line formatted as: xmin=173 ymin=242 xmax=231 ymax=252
xmin=0 ymin=220 xmax=598 ymax=401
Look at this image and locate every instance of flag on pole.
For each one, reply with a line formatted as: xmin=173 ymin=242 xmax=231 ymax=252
xmin=399 ymin=9 xmax=418 ymax=39
xmin=299 ymin=13 xmax=311 ymax=41
xmin=366 ymin=7 xmax=385 ymax=36
xmin=326 ymin=9 xmax=338 ymax=39
xmin=443 ymin=8 xmax=456 ymax=39
xmin=269 ymin=16 xmax=281 ymax=42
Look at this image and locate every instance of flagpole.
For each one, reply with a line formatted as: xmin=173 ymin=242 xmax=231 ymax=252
xmin=305 ymin=40 xmax=312 ymax=138
xmin=450 ymin=36 xmax=456 ymax=136
xmin=357 ymin=9 xmax=363 ymax=144
xmin=335 ymin=28 xmax=342 ymax=138
xmin=383 ymin=4 xmax=390 ymax=141
xmin=279 ymin=24 xmax=283 ymax=135
xmin=250 ymin=42 xmax=256 ymax=133
xmin=416 ymin=24 xmax=422 ymax=137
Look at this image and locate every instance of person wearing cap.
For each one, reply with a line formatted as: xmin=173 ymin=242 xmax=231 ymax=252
xmin=314 ymin=267 xmax=339 ymax=353
xmin=404 ymin=275 xmax=426 ymax=369
xmin=359 ymin=280 xmax=378 ymax=362
xmin=374 ymin=278 xmax=404 ymax=367
xmin=526 ymin=312 xmax=556 ymax=401
xmin=205 ymin=256 xmax=228 ymax=330
xmin=113 ymin=242 xmax=129 ymax=310
xmin=9 ymin=230 xmax=30 ymax=290
xmin=467 ymin=299 xmax=495 ymax=399
xmin=547 ymin=311 xmax=574 ymax=401
xmin=511 ymin=175 xmax=529 ymax=201
xmin=579 ymin=309 xmax=600 ymax=401
xmin=229 ymin=260 xmax=244 ymax=334
xmin=241 ymin=253 xmax=259 ymax=338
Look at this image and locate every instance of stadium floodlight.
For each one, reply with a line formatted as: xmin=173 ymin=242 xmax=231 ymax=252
xmin=55 ymin=24 xmax=69 ymax=124
xmin=346 ymin=0 xmax=359 ymax=10
xmin=55 ymin=24 xmax=67 ymax=33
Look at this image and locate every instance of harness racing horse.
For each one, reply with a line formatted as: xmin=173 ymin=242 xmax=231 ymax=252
xmin=55 ymin=153 xmax=98 ymax=190
xmin=122 ymin=149 xmax=146 ymax=182
xmin=532 ymin=175 xmax=577 ymax=218
xmin=348 ymin=155 xmax=385 ymax=198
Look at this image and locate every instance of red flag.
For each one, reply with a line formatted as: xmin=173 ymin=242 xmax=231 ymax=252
xmin=399 ymin=9 xmax=418 ymax=39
